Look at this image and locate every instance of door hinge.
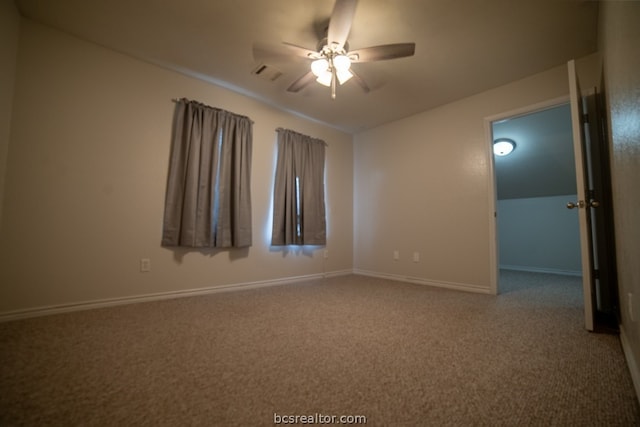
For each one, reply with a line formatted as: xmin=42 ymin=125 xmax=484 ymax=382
xmin=593 ymin=269 xmax=600 ymax=280
xmin=582 ymin=113 xmax=589 ymax=123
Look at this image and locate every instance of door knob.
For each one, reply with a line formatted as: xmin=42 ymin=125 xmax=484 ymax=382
xmin=590 ymin=200 xmax=600 ymax=208
xmin=567 ymin=200 xmax=586 ymax=209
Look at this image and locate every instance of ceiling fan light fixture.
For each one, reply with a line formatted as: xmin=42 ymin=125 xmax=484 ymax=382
xmin=493 ymin=138 xmax=516 ymax=156
xmin=333 ymin=54 xmax=351 ymax=72
xmin=311 ymin=58 xmax=330 ymax=77
xmin=316 ymin=71 xmax=333 ymax=87
xmin=336 ymin=68 xmax=353 ymax=84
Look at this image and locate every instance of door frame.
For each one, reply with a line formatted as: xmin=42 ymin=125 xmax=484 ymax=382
xmin=484 ymin=95 xmax=571 ymax=295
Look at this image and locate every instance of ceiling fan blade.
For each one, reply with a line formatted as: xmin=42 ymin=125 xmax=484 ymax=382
xmin=349 ymin=43 xmax=416 ymax=63
xmin=350 ymin=69 xmax=370 ymax=93
xmin=287 ymin=71 xmax=317 ymax=93
xmin=327 ymin=0 xmax=358 ymax=50
xmin=281 ymin=42 xmax=320 ymax=59
xmin=253 ymin=42 xmax=317 ymax=64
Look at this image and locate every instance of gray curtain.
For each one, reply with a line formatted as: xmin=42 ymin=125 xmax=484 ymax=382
xmin=162 ymin=99 xmax=253 ymax=248
xmin=271 ymin=128 xmax=326 ymax=246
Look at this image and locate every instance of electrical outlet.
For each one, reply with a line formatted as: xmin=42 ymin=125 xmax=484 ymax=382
xmin=413 ymin=252 xmax=420 ymax=263
xmin=629 ymin=293 xmax=635 ymax=322
xmin=393 ymin=250 xmax=400 ymax=261
xmin=323 ymin=250 xmax=329 ymax=259
xmin=140 ymin=258 xmax=151 ymax=273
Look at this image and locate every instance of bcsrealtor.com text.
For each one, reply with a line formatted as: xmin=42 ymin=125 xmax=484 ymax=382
xmin=274 ymin=413 xmax=367 ymax=424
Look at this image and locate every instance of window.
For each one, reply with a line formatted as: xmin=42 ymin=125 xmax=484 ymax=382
xmin=271 ymin=128 xmax=326 ymax=246
xmin=161 ymin=99 xmax=253 ymax=248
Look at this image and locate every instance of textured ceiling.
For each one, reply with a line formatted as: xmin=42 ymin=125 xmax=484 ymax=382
xmin=15 ymin=0 xmax=599 ymax=134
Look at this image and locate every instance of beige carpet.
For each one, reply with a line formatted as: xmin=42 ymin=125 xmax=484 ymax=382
xmin=1 ymin=271 xmax=638 ymax=426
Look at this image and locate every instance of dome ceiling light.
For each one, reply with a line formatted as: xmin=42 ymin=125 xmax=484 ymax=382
xmin=494 ymin=138 xmax=516 ymax=156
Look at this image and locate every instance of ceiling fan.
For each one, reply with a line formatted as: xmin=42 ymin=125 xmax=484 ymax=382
xmin=253 ymin=0 xmax=416 ymax=99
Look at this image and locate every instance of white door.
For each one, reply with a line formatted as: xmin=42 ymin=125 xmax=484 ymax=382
xmin=568 ymin=60 xmax=596 ymax=331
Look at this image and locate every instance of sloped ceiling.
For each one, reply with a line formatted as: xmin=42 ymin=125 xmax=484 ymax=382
xmin=493 ymin=103 xmax=576 ymax=200
xmin=15 ymin=0 xmax=599 ymax=134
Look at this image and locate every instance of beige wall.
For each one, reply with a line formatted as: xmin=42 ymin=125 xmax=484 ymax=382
xmin=353 ymin=55 xmax=600 ymax=293
xmin=0 ymin=19 xmax=353 ymax=314
xmin=0 ymin=0 xmax=21 ymax=230
xmin=599 ymin=0 xmax=640 ymax=395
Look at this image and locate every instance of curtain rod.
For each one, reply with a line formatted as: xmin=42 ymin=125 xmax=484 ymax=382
xmin=171 ymin=98 xmax=254 ymax=124
xmin=276 ymin=128 xmax=328 ymax=146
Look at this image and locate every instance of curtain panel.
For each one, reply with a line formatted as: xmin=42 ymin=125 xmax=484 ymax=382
xmin=162 ymin=99 xmax=253 ymax=248
xmin=271 ymin=128 xmax=326 ymax=246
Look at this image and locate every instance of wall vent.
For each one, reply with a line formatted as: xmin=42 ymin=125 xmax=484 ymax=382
xmin=251 ymin=63 xmax=283 ymax=82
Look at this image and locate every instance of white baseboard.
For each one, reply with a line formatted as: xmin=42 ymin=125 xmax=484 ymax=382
xmin=353 ymin=269 xmax=492 ymax=294
xmin=0 ymin=269 xmax=354 ymax=322
xmin=500 ymin=265 xmax=582 ymax=277
xmin=619 ymin=324 xmax=640 ymax=404
xmin=323 ymin=269 xmax=354 ymax=278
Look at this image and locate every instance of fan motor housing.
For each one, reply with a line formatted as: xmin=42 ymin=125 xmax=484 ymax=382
xmin=317 ymin=37 xmax=349 ymax=54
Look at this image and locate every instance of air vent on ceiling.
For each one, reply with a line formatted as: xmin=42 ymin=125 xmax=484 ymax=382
xmin=251 ymin=63 xmax=283 ymax=82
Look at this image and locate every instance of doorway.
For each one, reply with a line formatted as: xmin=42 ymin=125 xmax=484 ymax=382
xmin=486 ymin=99 xmax=582 ymax=294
